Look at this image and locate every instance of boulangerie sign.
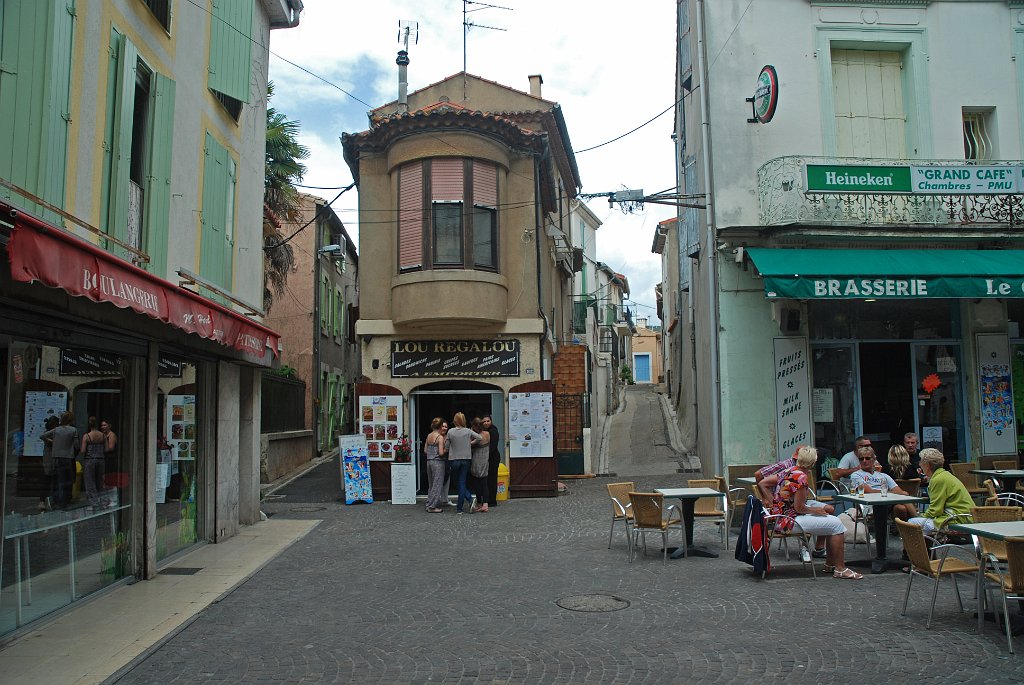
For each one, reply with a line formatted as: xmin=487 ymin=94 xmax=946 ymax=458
xmin=8 ymin=224 xmax=278 ymax=359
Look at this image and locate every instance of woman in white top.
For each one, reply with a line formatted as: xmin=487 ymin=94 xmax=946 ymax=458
xmin=444 ymin=412 xmax=482 ymax=513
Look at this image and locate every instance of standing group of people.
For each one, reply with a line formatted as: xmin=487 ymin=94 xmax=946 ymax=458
xmin=39 ymin=413 xmax=117 ymax=509
xmin=423 ymin=412 xmax=501 ymax=514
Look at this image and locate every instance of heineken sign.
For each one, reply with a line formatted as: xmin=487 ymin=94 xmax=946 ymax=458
xmin=391 ymin=339 xmax=521 ymax=377
xmin=750 ymin=65 xmax=779 ymax=124
xmin=806 ymin=164 xmax=1024 ymax=194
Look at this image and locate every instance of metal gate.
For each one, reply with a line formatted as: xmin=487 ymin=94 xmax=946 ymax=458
xmin=555 ymin=393 xmax=585 ymax=475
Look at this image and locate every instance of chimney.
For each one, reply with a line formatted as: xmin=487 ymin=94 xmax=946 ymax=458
xmin=528 ymin=74 xmax=543 ymax=98
xmin=397 ymin=50 xmax=409 ymax=113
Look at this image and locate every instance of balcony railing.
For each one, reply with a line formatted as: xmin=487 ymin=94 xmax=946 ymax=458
xmin=758 ymin=156 xmax=1024 ymax=228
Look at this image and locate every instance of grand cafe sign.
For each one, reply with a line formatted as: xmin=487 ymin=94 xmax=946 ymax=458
xmin=390 ymin=339 xmax=521 ymax=378
xmin=805 ymin=163 xmax=1024 ymax=194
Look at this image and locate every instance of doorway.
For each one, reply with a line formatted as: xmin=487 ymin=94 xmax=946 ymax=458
xmin=859 ymin=343 xmax=915 ymax=462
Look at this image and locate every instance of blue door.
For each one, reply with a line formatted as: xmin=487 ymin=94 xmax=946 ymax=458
xmin=633 ymin=354 xmax=651 ymax=383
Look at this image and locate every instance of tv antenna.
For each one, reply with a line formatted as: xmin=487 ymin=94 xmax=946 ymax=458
xmin=396 ymin=20 xmax=418 ymax=113
xmin=463 ymin=1 xmax=510 ymax=78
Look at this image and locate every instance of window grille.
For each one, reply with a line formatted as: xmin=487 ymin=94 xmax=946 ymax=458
xmin=963 ymin=110 xmax=994 ymax=161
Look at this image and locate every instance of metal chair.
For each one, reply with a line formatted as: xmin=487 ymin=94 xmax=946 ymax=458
xmin=714 ymin=474 xmax=746 ymax=532
xmin=895 ymin=518 xmax=979 ymax=628
xmin=627 ymin=492 xmax=684 ymax=564
xmin=763 ymin=511 xmax=817 ymax=578
xmin=983 ymin=537 xmax=1024 ymax=653
xmin=606 ymin=481 xmax=635 ymax=554
xmin=689 ymin=478 xmax=728 ymax=548
xmin=970 ymin=506 xmax=1023 ymax=564
xmin=995 ymin=492 xmax=1024 ymax=508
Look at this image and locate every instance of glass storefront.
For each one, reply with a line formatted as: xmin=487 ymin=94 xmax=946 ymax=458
xmin=155 ymin=357 xmax=202 ymax=561
xmin=809 ymin=299 xmax=967 ymax=467
xmin=1 ymin=340 xmax=134 ymax=634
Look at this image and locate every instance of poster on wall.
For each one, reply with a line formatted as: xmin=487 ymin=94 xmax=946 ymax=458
xmin=977 ymin=333 xmax=1016 ymax=455
xmin=358 ymin=395 xmax=403 ymax=461
xmin=921 ymin=425 xmax=943 ymax=452
xmin=166 ymin=394 xmax=197 ymax=461
xmin=339 ymin=434 xmax=373 ymax=504
xmin=773 ymin=338 xmax=812 ymax=461
xmin=1013 ymin=345 xmax=1024 ymax=452
xmin=508 ymin=392 xmax=553 ymax=458
xmin=24 ymin=391 xmax=68 ymax=456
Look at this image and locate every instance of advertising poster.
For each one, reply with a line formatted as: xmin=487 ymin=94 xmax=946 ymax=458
xmin=773 ymin=338 xmax=812 ymax=461
xmin=977 ymin=333 xmax=1016 ymax=455
xmin=339 ymin=434 xmax=373 ymax=504
xmin=508 ymin=392 xmax=553 ymax=458
xmin=166 ymin=394 xmax=197 ymax=461
xmin=24 ymin=391 xmax=68 ymax=456
xmin=358 ymin=394 xmax=403 ymax=461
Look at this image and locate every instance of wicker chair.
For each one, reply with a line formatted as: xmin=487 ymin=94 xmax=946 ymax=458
xmin=606 ymin=481 xmax=635 ymax=553
xmin=983 ymin=537 xmax=1024 ymax=654
xmin=992 ymin=459 xmax=1018 ymax=470
xmin=983 ymin=479 xmax=999 ymax=506
xmin=689 ymin=478 xmax=728 ymax=548
xmin=627 ymin=492 xmax=684 ymax=564
xmin=950 ymin=462 xmax=988 ymax=501
xmin=895 ymin=478 xmax=922 ymax=497
xmin=895 ymin=518 xmax=980 ymax=628
xmin=970 ymin=506 xmax=1023 ymax=564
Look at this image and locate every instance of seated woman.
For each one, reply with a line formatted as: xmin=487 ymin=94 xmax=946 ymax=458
xmin=759 ymin=445 xmax=863 ymax=580
xmin=907 ymin=448 xmax=973 ymax=533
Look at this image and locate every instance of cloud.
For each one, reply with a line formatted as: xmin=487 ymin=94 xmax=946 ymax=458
xmin=269 ymin=0 xmax=677 ymax=322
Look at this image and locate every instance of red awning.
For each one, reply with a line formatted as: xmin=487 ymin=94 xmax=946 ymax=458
xmin=5 ymin=206 xmax=279 ymax=360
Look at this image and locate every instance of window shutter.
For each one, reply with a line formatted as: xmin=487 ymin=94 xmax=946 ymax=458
xmin=431 ymin=158 xmax=464 ymax=201
xmin=200 ymin=132 xmax=234 ymax=291
xmin=144 ymin=73 xmax=176 ymax=278
xmin=208 ymin=0 xmax=252 ymax=103
xmin=473 ymin=161 xmax=497 ymax=206
xmin=398 ymin=162 xmax=423 ymax=270
xmin=109 ymin=32 xmax=138 ymax=247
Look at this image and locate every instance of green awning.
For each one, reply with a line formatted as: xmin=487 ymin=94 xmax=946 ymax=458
xmin=745 ymin=248 xmax=1024 ymax=299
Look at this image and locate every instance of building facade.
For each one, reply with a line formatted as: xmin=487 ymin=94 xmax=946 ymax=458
xmin=672 ymin=0 xmax=1024 ymax=475
xmin=0 ymin=0 xmax=300 ymax=639
xmin=263 ymin=193 xmax=360 ymax=477
xmin=342 ymin=72 xmax=585 ymax=496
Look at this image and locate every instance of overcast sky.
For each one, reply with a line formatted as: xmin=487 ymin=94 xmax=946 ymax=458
xmin=268 ymin=0 xmax=677 ymax=324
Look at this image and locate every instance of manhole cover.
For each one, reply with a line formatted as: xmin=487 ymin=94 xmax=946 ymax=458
xmin=556 ymin=594 xmax=630 ymax=612
xmin=290 ymin=506 xmax=327 ymax=512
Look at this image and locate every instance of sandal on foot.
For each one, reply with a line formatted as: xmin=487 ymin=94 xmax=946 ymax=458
xmin=834 ymin=568 xmax=864 ymax=580
xmin=812 ymin=548 xmax=827 ymax=559
xmin=822 ymin=564 xmax=835 ymax=574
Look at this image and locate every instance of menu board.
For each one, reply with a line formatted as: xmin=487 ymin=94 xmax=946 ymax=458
xmin=508 ymin=392 xmax=553 ymax=458
xmin=358 ymin=394 xmax=403 ymax=461
xmin=24 ymin=391 xmax=68 ymax=456
xmin=339 ymin=434 xmax=373 ymax=504
xmin=166 ymin=394 xmax=197 ymax=461
xmin=390 ymin=463 xmax=417 ymax=504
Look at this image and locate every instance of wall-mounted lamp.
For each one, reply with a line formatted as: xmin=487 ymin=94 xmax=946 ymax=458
xmin=319 ymin=243 xmax=343 ymax=256
xmin=361 ymin=334 xmax=373 ymax=344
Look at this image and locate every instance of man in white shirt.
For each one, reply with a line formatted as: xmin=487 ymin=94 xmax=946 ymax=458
xmin=835 ymin=435 xmax=872 ymax=489
xmin=850 ymin=447 xmax=918 ymax=521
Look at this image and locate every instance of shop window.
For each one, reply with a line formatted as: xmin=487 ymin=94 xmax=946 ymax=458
xmin=155 ymin=357 xmax=201 ymax=561
xmin=397 ymin=158 xmax=499 ymax=272
xmin=808 ymin=299 xmax=956 ymax=340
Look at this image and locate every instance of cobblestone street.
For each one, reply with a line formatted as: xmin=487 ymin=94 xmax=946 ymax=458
xmin=112 ymin=457 xmax=1023 ymax=684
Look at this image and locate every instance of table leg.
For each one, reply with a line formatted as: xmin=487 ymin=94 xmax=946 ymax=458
xmin=14 ymin=537 xmax=22 ymax=627
xmin=871 ymin=504 xmax=890 ymax=575
xmin=668 ymin=499 xmax=719 ymax=559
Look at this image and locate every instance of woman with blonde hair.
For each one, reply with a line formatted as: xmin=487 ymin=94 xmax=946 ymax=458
xmin=444 ymin=412 xmax=482 ymax=514
xmin=759 ymin=445 xmax=862 ymax=579
xmin=886 ymin=444 xmax=912 ymax=480
xmin=423 ymin=417 xmax=448 ymax=513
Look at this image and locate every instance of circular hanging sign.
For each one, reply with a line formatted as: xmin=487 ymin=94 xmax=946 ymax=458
xmin=752 ymin=65 xmax=779 ymax=123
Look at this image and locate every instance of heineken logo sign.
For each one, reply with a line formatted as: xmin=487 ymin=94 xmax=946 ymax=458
xmin=748 ymin=65 xmax=779 ymax=124
xmin=806 ymin=163 xmax=1024 ymax=194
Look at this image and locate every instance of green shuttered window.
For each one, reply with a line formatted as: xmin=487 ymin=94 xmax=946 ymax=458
xmin=200 ymin=132 xmax=236 ymax=291
xmin=0 ymin=0 xmax=74 ymax=222
xmin=208 ymin=0 xmax=253 ymax=104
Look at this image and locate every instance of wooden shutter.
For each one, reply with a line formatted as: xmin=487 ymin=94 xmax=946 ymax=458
xmin=398 ymin=162 xmax=423 ymax=270
xmin=109 ymin=32 xmax=138 ymax=246
xmin=431 ymin=158 xmax=464 ymax=201
xmin=473 ymin=161 xmax=497 ymax=206
xmin=832 ymin=49 xmax=906 ymax=158
xmin=144 ymin=73 xmax=176 ymax=278
xmin=200 ymin=132 xmax=235 ymax=291
xmin=208 ymin=0 xmax=253 ymax=103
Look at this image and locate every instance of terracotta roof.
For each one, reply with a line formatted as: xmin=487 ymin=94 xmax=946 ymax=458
xmin=371 ymin=71 xmax=556 ymax=113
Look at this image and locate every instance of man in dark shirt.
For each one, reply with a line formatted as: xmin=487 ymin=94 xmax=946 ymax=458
xmin=482 ymin=415 xmax=501 ymax=507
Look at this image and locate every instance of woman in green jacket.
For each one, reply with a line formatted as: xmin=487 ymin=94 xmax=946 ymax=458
xmin=907 ymin=448 xmax=974 ymax=533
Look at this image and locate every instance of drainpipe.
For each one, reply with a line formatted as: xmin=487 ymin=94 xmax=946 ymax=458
xmin=312 ymin=204 xmax=323 ymax=459
xmin=535 ymin=155 xmax=548 ymax=380
xmin=696 ymin=0 xmax=722 ymax=475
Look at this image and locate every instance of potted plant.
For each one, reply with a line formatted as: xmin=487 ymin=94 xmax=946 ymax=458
xmin=393 ymin=435 xmax=412 ymax=463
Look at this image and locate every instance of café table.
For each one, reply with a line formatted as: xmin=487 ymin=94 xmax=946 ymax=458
xmin=948 ymin=520 xmax=1024 ymax=633
xmin=654 ymin=487 xmax=727 ymax=559
xmin=834 ymin=492 xmax=928 ymax=574
xmin=970 ymin=469 xmax=1024 ymax=494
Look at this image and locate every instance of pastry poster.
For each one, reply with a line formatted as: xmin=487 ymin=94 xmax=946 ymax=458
xmin=508 ymin=392 xmax=553 ymax=458
xmin=24 ymin=391 xmax=68 ymax=456
xmin=359 ymin=394 xmax=403 ymax=461
xmin=339 ymin=434 xmax=373 ymax=504
xmin=166 ymin=394 xmax=197 ymax=461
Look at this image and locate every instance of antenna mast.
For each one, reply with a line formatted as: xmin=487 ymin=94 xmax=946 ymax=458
xmin=462 ymin=1 xmax=510 ymax=99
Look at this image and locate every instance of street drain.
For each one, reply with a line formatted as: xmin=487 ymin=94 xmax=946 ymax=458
xmin=556 ymin=594 xmax=630 ymax=612
xmin=290 ymin=506 xmax=327 ymax=512
xmin=162 ymin=567 xmax=202 ymax=575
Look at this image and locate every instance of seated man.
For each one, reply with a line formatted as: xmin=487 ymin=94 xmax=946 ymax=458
xmin=754 ymin=450 xmax=796 ymax=484
xmin=907 ymin=448 xmax=973 ymax=533
xmin=835 ymin=435 xmax=872 ymax=490
xmin=849 ymin=446 xmax=917 ymax=521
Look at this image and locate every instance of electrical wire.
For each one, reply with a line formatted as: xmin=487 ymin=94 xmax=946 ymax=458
xmin=575 ymin=97 xmax=681 ymax=153
xmin=265 ymin=184 xmax=354 ymax=250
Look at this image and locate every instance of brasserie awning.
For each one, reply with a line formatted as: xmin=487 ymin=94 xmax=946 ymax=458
xmin=746 ymin=248 xmax=1024 ymax=299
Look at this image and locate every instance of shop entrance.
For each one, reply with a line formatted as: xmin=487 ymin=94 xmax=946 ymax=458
xmin=411 ymin=382 xmax=504 ymax=494
xmin=858 ymin=343 xmax=915 ymax=460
